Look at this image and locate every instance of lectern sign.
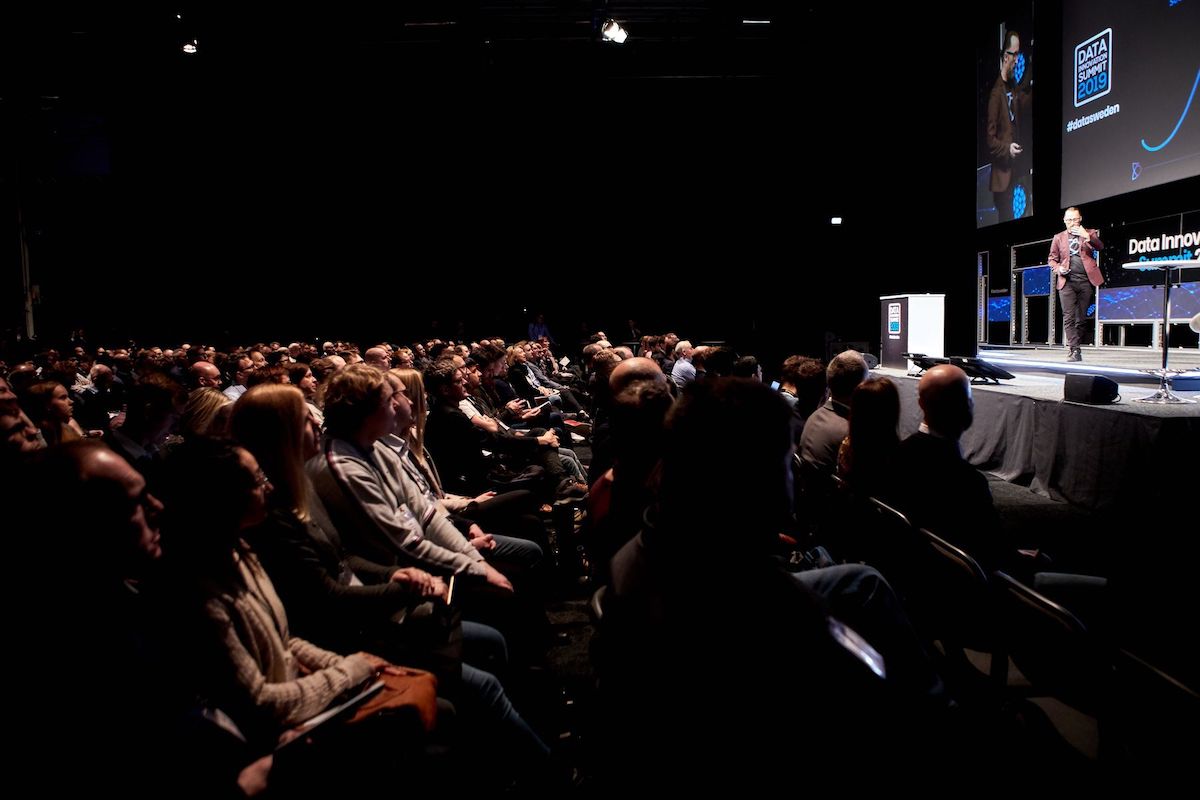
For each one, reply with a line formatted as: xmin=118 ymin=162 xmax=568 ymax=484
xmin=888 ymin=304 xmax=902 ymax=338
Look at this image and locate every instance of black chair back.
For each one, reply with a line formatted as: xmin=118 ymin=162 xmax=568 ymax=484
xmin=992 ymin=570 xmax=1105 ymax=713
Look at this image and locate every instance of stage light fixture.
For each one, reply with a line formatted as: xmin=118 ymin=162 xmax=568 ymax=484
xmin=903 ymin=353 xmax=948 ymax=372
xmin=601 ymin=19 xmax=629 ymax=43
xmin=182 ymin=39 xmax=198 ymax=54
xmin=948 ymin=356 xmax=1015 ymax=385
xmin=831 ymin=217 xmax=843 ymax=225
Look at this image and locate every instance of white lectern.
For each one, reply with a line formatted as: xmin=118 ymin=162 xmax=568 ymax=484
xmin=880 ymin=294 xmax=945 ymax=371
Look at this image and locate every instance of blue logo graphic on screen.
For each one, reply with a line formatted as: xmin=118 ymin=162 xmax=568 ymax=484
xmin=1013 ymin=53 xmax=1026 ymax=85
xmin=1141 ymin=68 xmax=1200 ymax=152
xmin=1087 ymin=303 xmax=1097 ymax=317
xmin=1074 ymin=28 xmax=1113 ymax=108
xmin=1013 ymin=184 xmax=1027 ymax=218
xmin=988 ymin=297 xmax=1012 ymax=323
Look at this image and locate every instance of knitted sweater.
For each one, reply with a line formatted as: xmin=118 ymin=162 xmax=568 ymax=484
xmin=204 ymin=551 xmax=375 ymax=728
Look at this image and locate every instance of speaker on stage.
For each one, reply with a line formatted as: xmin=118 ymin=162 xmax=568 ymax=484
xmin=1064 ymin=373 xmax=1119 ymax=404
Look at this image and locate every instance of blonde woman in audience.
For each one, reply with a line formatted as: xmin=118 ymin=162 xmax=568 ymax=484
xmin=180 ymin=387 xmax=234 ymax=440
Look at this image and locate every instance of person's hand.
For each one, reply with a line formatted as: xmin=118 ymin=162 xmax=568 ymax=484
xmin=520 ymin=407 xmax=541 ymax=420
xmin=237 ymin=755 xmax=275 ymax=797
xmin=1070 ymin=225 xmax=1088 ymax=238
xmin=1009 ymin=142 xmax=1023 ymax=157
xmin=356 ymin=652 xmax=411 ymax=676
xmin=391 ymin=567 xmax=444 ymax=596
xmin=356 ymin=652 xmax=392 ymax=673
xmin=467 ymin=523 xmax=496 ymax=551
xmin=1058 ymin=266 xmax=1070 ymax=275
xmin=472 ymin=490 xmax=497 ymax=505
xmin=482 ymin=563 xmax=514 ymax=592
xmin=505 ymin=399 xmax=524 ymax=413
xmin=537 ymin=431 xmax=559 ymax=448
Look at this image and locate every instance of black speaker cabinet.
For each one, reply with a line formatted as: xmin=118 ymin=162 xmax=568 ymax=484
xmin=1064 ymin=373 xmax=1119 ymax=404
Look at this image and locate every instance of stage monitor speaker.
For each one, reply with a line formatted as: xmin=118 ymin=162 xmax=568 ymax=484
xmin=1064 ymin=373 xmax=1119 ymax=405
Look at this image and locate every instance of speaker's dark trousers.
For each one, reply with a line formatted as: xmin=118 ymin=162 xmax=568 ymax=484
xmin=1059 ymin=276 xmax=1093 ymax=350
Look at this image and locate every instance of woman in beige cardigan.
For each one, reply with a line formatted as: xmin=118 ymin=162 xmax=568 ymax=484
xmin=162 ymin=437 xmax=397 ymax=744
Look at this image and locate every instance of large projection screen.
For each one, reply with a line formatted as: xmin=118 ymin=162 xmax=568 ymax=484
xmin=1061 ymin=0 xmax=1200 ymax=206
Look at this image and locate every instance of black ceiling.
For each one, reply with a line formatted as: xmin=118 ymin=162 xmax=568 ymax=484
xmin=4 ymin=4 xmax=981 ymax=350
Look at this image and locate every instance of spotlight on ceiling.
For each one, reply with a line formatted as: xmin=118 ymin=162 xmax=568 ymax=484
xmin=601 ymin=19 xmax=629 ymax=44
xmin=831 ymin=217 xmax=843 ymax=225
xmin=182 ymin=39 xmax=198 ymax=54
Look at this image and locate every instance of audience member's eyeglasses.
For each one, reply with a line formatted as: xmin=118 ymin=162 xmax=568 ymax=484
xmin=1004 ymin=50 xmax=1019 ymax=57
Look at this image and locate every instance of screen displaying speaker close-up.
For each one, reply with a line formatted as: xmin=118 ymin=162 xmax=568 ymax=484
xmin=977 ymin=3 xmax=1036 ymax=228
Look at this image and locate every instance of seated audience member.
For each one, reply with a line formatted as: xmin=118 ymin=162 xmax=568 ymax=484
xmin=892 ymin=365 xmax=1003 ymax=569
xmin=308 ymin=364 xmax=514 ymax=590
xmin=104 ymin=373 xmax=186 ymax=485
xmin=15 ymin=442 xmax=284 ymax=796
xmin=389 ymin=368 xmax=549 ymax=549
xmin=287 ymin=362 xmax=324 ymax=425
xmin=23 ymin=379 xmax=90 ymax=445
xmin=230 ymin=386 xmax=551 ymax=783
xmin=178 ymin=387 xmax=233 ymax=441
xmin=159 ymin=439 xmax=451 ymax=790
xmin=778 ymin=354 xmax=826 ymax=442
xmin=0 ymin=403 xmax=46 ymax=460
xmin=837 ymin=377 xmax=901 ymax=498
xmin=668 ymin=340 xmax=696 ymax=388
xmin=731 ymin=355 xmax=762 ymax=380
xmin=424 ymin=359 xmax=576 ymax=500
xmin=604 ymin=379 xmax=933 ymax=791
xmin=799 ymin=349 xmax=868 ymax=472
xmin=506 ymin=343 xmax=586 ymax=415
xmin=223 ymin=355 xmax=255 ymax=401
xmin=587 ymin=366 xmax=673 ymax=582
xmin=189 ymin=360 xmax=223 ymax=391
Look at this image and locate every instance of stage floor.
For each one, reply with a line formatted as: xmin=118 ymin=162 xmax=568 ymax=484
xmin=876 ymin=365 xmax=1200 ymax=411
xmin=975 ymin=344 xmax=1200 ymax=389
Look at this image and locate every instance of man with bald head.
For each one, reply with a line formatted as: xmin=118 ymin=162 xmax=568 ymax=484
xmin=189 ymin=360 xmax=222 ymax=390
xmin=609 ymin=356 xmax=667 ymax=395
xmin=894 ymin=364 xmax=1002 ymax=568
xmin=15 ymin=442 xmax=288 ymax=795
xmin=588 ymin=357 xmax=668 ymax=486
xmin=363 ymin=347 xmax=391 ymax=370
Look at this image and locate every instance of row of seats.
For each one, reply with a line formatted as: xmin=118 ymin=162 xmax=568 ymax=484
xmin=831 ymin=484 xmax=1199 ymax=768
